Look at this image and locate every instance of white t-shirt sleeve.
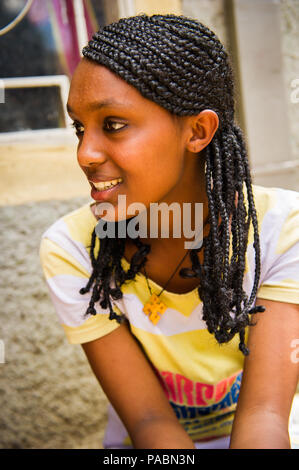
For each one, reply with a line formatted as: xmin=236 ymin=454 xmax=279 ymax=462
xmin=39 ymin=231 xmax=122 ymax=344
xmin=257 ymin=189 xmax=299 ymax=304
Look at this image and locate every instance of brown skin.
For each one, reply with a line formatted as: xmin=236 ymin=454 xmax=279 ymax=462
xmin=230 ymin=298 xmax=299 ymax=448
xmin=67 ymin=58 xmax=299 ymax=448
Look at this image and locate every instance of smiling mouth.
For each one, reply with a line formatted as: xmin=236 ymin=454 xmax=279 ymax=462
xmin=90 ymin=178 xmax=123 ymax=191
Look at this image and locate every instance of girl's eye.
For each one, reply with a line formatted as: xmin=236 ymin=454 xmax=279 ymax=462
xmin=72 ymin=121 xmax=84 ymax=135
xmin=104 ymin=120 xmax=127 ymax=132
xmin=71 ymin=120 xmax=126 ymax=136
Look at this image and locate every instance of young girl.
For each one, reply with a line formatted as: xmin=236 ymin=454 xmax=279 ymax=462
xmin=40 ymin=14 xmax=299 ymax=449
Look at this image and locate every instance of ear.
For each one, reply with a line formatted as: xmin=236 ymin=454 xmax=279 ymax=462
xmin=186 ymin=110 xmax=219 ymax=154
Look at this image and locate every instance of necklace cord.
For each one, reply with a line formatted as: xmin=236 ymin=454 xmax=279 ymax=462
xmin=143 ymin=247 xmax=192 ymax=296
xmin=142 ymin=221 xmax=206 ymax=296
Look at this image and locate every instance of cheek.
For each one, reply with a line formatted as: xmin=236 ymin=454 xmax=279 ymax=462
xmin=126 ymin=128 xmax=182 ymax=173
xmin=127 ymin=147 xmax=183 ymax=204
xmin=147 ymin=135 xmax=184 ymax=184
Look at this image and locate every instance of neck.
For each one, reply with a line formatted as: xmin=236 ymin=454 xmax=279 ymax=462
xmin=136 ymin=151 xmax=209 ymax=252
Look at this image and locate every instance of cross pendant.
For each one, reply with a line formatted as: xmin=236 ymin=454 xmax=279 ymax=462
xmin=143 ymin=293 xmax=167 ymax=325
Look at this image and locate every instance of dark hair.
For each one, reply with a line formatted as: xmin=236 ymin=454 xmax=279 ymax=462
xmin=79 ymin=14 xmax=264 ymax=355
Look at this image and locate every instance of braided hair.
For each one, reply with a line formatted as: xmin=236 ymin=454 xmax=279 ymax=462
xmin=79 ymin=14 xmax=265 ymax=355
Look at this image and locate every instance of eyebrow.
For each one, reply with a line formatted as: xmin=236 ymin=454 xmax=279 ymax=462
xmin=67 ymin=99 xmax=128 ymax=114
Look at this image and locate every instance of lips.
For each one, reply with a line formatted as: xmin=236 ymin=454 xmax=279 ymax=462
xmin=90 ymin=177 xmax=123 ymax=191
xmin=89 ymin=178 xmax=123 ymax=201
xmin=88 ymin=176 xmax=123 ymax=183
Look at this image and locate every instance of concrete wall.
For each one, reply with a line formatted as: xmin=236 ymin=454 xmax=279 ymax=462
xmin=280 ymin=0 xmax=299 ymax=173
xmin=0 ymin=0 xmax=298 ymax=449
xmin=227 ymin=0 xmax=298 ymax=190
xmin=182 ymin=0 xmax=227 ymax=44
xmin=183 ymin=0 xmax=299 ymax=192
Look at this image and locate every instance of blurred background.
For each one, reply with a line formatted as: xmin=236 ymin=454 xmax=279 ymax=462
xmin=0 ymin=0 xmax=298 ymax=449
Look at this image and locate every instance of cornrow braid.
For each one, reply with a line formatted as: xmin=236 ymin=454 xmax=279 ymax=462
xmin=79 ymin=14 xmax=265 ymax=355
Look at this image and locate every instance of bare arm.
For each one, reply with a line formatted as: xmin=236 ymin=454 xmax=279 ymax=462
xmin=81 ymin=321 xmax=195 ymax=449
xmin=230 ymin=298 xmax=299 ymax=449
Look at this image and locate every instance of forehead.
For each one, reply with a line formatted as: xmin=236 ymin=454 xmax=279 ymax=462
xmin=68 ymin=58 xmax=147 ymax=111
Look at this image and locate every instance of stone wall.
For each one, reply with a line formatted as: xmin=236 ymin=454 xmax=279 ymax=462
xmin=0 ymin=197 xmax=110 ymax=449
xmin=0 ymin=0 xmax=298 ymax=449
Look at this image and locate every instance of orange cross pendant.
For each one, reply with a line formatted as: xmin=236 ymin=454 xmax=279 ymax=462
xmin=143 ymin=293 xmax=167 ymax=325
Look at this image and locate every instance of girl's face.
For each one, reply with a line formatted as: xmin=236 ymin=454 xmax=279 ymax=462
xmin=67 ymin=58 xmax=207 ymax=222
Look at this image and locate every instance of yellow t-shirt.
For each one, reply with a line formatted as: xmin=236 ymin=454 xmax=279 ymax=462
xmin=39 ymin=185 xmax=299 ymax=447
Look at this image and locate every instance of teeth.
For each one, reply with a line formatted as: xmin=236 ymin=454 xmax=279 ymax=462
xmin=93 ymin=178 xmax=122 ymax=191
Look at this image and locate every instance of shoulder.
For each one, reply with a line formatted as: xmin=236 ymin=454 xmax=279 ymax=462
xmin=40 ymin=201 xmax=97 ymax=251
xmin=39 ymin=202 xmax=122 ymax=343
xmin=250 ymin=185 xmax=299 ymax=305
xmin=251 ymin=184 xmax=299 ymax=225
xmin=249 ymin=184 xmax=299 ymax=250
xmin=39 ymin=200 xmax=99 ymax=303
xmin=39 ymin=201 xmax=99 ymax=274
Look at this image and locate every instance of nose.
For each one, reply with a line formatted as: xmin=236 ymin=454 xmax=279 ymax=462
xmin=77 ymin=131 xmax=107 ymax=168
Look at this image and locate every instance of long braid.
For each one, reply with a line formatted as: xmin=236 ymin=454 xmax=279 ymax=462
xmin=79 ymin=14 xmax=265 ymax=355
